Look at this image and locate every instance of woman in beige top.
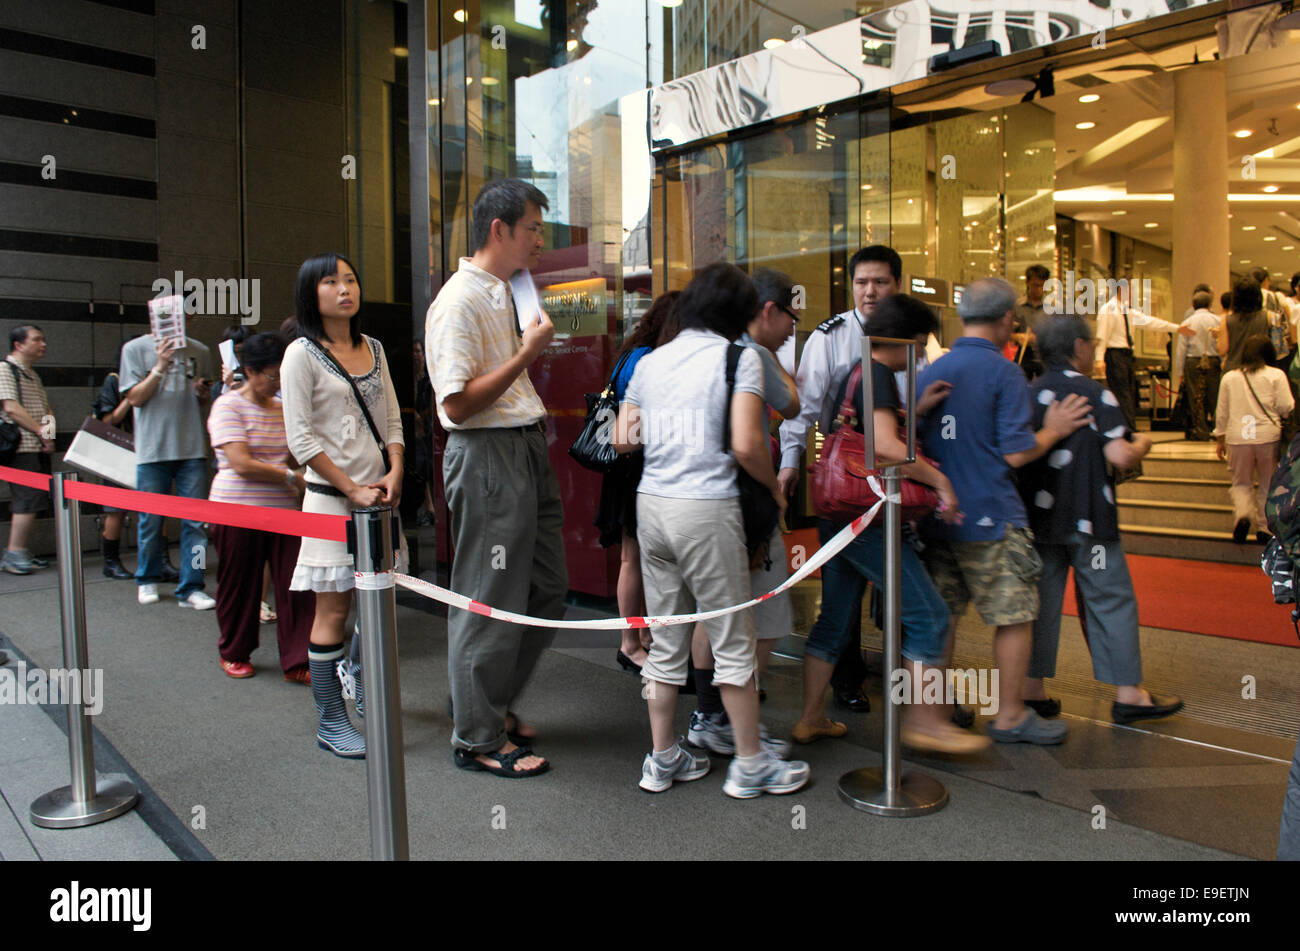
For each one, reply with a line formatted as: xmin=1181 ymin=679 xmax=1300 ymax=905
xmin=1215 ymin=334 xmax=1294 ymax=544
xmin=280 ymin=253 xmax=404 ymax=758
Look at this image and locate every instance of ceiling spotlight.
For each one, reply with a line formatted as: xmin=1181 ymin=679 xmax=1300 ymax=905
xmin=1015 ymin=236 xmax=1027 ymax=242
xmin=1241 ymin=259 xmax=1252 ymax=264
xmin=1112 ymin=210 xmax=1126 ymax=216
xmin=1285 ymin=245 xmax=1296 ymax=250
xmin=860 ymin=184 xmax=873 ymax=190
xmin=1075 ymin=121 xmax=1096 ymax=130
xmin=1144 ymin=222 xmax=1159 ymax=228
xmin=1243 ymin=225 xmax=1257 ymax=231
xmin=1235 ymin=129 xmax=1253 ymax=138
xmin=1263 ymin=185 xmax=1280 ymax=193
xmin=1078 ymin=94 xmax=1100 ymax=103
xmin=427 ymin=97 xmax=439 ymax=106
xmin=452 ymin=8 xmax=466 ymax=22
xmin=1264 ymin=235 xmax=1278 ymax=241
xmin=763 ymin=38 xmax=785 ymax=49
xmin=481 ymin=76 xmax=499 ymax=85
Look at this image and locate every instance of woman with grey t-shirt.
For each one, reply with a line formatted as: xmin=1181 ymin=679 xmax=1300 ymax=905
xmin=613 ymin=263 xmax=810 ymax=799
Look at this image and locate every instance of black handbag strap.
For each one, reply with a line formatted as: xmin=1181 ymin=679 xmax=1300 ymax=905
xmin=603 ymin=348 xmax=635 ymax=398
xmin=305 ymin=337 xmax=386 ymax=453
xmin=722 ymin=342 xmax=744 ymax=452
xmin=1242 ymin=369 xmax=1278 ymax=429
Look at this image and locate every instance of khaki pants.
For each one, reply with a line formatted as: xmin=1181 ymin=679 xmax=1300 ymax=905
xmin=443 ymin=426 xmax=567 ymax=753
xmin=636 ymin=494 xmax=756 ymax=687
xmin=1226 ymin=442 xmax=1277 ymax=531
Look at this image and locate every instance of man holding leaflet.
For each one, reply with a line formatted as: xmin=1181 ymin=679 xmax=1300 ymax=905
xmin=426 ymin=179 xmax=566 ymax=779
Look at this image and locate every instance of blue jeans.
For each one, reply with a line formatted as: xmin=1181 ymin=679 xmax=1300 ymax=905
xmin=136 ymin=458 xmax=208 ymax=599
xmin=805 ymin=520 xmax=949 ymax=668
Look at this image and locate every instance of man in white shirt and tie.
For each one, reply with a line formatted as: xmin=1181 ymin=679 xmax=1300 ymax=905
xmin=1094 ymin=282 xmax=1193 ymax=429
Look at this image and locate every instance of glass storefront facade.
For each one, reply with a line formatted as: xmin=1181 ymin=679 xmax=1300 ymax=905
xmin=406 ymin=0 xmax=1300 ymax=594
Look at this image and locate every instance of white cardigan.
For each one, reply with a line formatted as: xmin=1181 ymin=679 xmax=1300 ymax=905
xmin=1214 ymin=365 xmax=1294 ymax=445
xmin=280 ymin=335 xmax=404 ymax=487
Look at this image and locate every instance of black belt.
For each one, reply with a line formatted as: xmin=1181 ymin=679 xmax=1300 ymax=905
xmin=305 ymin=482 xmax=346 ymax=497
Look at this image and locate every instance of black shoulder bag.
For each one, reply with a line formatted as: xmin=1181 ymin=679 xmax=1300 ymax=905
xmin=306 ymin=338 xmax=392 ymax=481
xmin=724 ymin=343 xmax=780 ymax=569
xmin=570 ymin=348 xmax=634 ymax=474
xmin=0 ymin=362 xmax=24 ymax=465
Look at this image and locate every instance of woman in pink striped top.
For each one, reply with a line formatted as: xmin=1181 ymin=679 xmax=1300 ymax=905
xmin=206 ymin=332 xmax=314 ymax=682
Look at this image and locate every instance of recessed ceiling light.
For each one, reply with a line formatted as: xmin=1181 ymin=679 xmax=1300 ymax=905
xmin=763 ymin=38 xmax=785 ymax=49
xmin=1284 ymin=245 xmax=1296 ymax=250
xmin=566 ymin=39 xmax=577 ymax=51
xmin=427 ymin=98 xmax=439 ymax=106
xmin=466 ymin=77 xmax=473 ymax=85
xmin=1016 ymin=236 xmax=1027 ymax=242
xmin=391 ymin=46 xmax=408 ymax=56
xmin=453 ymin=8 xmax=466 ymax=21
xmin=1144 ymin=222 xmax=1159 ymax=228
xmin=1112 ymin=210 xmax=1126 ymax=216
xmin=1235 ymin=129 xmax=1253 ymax=138
xmin=1075 ymin=121 xmax=1096 ymax=130
xmin=1241 ymin=259 xmax=1252 ymax=264
xmin=481 ymin=76 xmax=499 ymax=85
xmin=583 ymin=76 xmax=591 ymax=84
xmin=1078 ymin=94 xmax=1100 ymax=103
xmin=1263 ymin=185 xmax=1280 ymax=193
xmin=1264 ymin=235 xmax=1278 ymax=241
xmin=907 ymin=198 xmax=914 ymax=204
xmin=1242 ymin=225 xmax=1257 ymax=231
xmin=861 ymin=184 xmax=872 ymax=190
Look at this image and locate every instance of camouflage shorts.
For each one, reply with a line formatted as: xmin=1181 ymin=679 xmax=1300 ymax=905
xmin=921 ymin=525 xmax=1042 ymax=627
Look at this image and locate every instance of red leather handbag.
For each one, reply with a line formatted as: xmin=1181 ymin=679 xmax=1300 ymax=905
xmin=808 ymin=363 xmax=940 ymax=523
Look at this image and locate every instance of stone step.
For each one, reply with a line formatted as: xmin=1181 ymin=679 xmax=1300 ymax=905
xmin=1120 ymin=525 xmax=1265 ymax=565
xmin=1117 ymin=476 xmax=1232 ymax=504
xmin=1140 ymin=455 xmax=1229 ymax=481
xmin=1115 ymin=498 xmax=1237 ymax=534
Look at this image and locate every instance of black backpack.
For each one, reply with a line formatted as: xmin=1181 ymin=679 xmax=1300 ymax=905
xmin=723 ymin=343 xmax=780 ymax=569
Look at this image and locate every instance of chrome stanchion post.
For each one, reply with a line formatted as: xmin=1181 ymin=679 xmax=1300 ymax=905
xmin=349 ymin=505 xmax=409 ymax=861
xmin=836 ymin=337 xmax=947 ymax=817
xmin=31 ymin=471 xmax=138 ymax=828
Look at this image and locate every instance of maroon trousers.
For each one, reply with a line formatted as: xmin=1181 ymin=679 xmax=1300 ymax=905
xmin=212 ymin=524 xmax=314 ymax=673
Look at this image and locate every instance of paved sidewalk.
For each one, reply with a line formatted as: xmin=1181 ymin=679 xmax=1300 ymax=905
xmin=0 ymin=554 xmax=1259 ymax=861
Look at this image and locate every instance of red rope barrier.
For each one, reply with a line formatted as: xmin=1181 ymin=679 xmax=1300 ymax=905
xmin=0 ymin=465 xmax=347 ymax=542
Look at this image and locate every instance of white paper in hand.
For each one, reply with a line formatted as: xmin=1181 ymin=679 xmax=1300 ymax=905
xmin=219 ymin=339 xmax=238 ymax=372
xmin=148 ymin=295 xmax=186 ymax=347
xmin=509 ymin=270 xmax=542 ymax=333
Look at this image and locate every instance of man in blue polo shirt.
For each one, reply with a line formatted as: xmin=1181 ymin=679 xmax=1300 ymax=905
xmin=918 ymin=278 xmax=1090 ymax=744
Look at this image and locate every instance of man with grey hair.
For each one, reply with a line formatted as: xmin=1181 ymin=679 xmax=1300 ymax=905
xmin=1018 ymin=314 xmax=1182 ymax=725
xmin=918 ymin=278 xmax=1091 ymax=744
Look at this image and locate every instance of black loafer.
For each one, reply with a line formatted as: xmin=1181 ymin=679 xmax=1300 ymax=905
xmin=1024 ymin=697 xmax=1061 ymax=718
xmin=616 ymin=650 xmax=642 ymax=674
xmin=833 ymin=687 xmax=871 ymax=713
xmin=950 ymin=704 xmax=975 ymax=729
xmin=1112 ymin=693 xmax=1184 ymax=725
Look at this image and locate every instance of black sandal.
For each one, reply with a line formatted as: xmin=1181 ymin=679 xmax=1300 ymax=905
xmin=504 ymin=710 xmax=537 ymax=747
xmin=452 ymin=746 xmax=549 ymax=778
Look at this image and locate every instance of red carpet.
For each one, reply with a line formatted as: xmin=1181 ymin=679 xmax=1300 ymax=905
xmin=1063 ymin=554 xmax=1298 ymax=648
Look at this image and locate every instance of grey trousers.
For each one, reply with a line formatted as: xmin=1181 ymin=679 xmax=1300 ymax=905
xmin=443 ymin=426 xmax=567 ymax=753
xmin=1030 ymin=534 xmax=1142 ymax=686
xmin=1280 ymin=726 xmax=1300 ymax=860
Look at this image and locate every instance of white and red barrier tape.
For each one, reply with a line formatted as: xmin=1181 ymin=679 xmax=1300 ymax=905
xmin=1 ymin=464 xmax=890 ymax=631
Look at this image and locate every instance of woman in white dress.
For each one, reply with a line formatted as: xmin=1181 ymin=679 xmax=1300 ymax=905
xmin=281 ymin=253 xmax=405 ymax=758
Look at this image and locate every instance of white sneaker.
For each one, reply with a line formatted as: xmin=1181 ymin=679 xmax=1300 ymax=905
xmin=722 ymin=751 xmax=810 ymax=799
xmin=688 ymin=711 xmax=792 ymax=759
xmin=179 ymin=590 xmax=216 ymax=610
xmin=137 ymin=583 xmax=159 ymax=605
xmin=638 ymin=741 xmax=711 ymax=793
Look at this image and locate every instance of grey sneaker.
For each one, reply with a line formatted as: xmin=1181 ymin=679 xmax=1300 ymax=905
xmin=688 ymin=711 xmax=792 ymax=759
xmin=986 ymin=708 xmax=1068 ymax=745
xmin=22 ymin=549 xmax=49 ymax=569
xmin=639 ymin=741 xmax=711 ymax=793
xmin=723 ymin=751 xmax=810 ymax=799
xmin=1 ymin=549 xmax=34 ymax=575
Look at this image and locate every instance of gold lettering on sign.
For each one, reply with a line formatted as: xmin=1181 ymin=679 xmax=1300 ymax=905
xmin=541 ymin=278 xmax=607 ymax=338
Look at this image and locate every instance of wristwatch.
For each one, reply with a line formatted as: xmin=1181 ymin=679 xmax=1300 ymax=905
xmin=284 ymin=468 xmax=297 ymax=486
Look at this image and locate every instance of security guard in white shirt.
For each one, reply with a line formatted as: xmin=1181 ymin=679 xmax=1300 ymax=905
xmin=1094 ymin=286 xmax=1191 ymax=429
xmin=778 ymin=245 xmax=901 ymax=717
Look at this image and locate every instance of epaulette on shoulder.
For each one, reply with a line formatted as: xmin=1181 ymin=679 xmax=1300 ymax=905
xmin=816 ymin=314 xmax=845 ymax=334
